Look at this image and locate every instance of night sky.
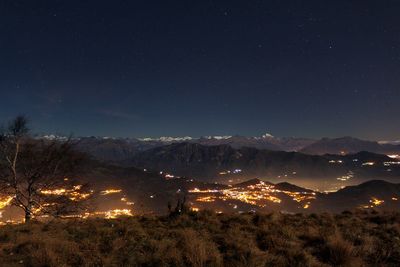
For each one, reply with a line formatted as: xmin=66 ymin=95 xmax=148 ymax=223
xmin=1 ymin=1 xmax=399 ymax=140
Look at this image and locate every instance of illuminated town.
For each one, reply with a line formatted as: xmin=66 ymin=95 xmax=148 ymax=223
xmin=336 ymin=171 xmax=354 ymax=181
xmin=188 ymin=180 xmax=317 ymax=212
xmin=0 ymin=184 xmax=135 ymax=225
xmin=40 ymin=185 xmax=93 ymax=201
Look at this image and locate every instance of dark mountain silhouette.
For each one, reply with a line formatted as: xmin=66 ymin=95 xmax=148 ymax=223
xmin=130 ymin=142 xmax=336 ymax=180
xmin=130 ymin=142 xmax=400 ymax=182
xmin=275 ymin=182 xmax=314 ymax=193
xmin=67 ymin=135 xmax=400 ymax=163
xmin=313 ymin=180 xmax=400 ymax=212
xmin=74 ymin=137 xmax=165 ymax=162
xmin=195 ymin=135 xmax=315 ymax=151
xmin=300 ymin=137 xmax=400 ymax=155
xmin=69 ymin=134 xmax=315 ymax=163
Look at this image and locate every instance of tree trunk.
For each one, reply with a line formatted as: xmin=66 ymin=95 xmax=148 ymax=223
xmin=25 ymin=210 xmax=31 ymax=222
xmin=25 ymin=201 xmax=32 ymax=223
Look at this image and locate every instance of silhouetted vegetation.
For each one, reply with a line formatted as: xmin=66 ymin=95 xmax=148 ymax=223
xmin=0 ymin=211 xmax=399 ymax=266
xmin=0 ymin=116 xmax=91 ymax=222
xmin=168 ymin=195 xmax=190 ymax=217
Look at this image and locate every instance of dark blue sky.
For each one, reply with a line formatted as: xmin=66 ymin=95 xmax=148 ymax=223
xmin=1 ymin=0 xmax=399 ymax=140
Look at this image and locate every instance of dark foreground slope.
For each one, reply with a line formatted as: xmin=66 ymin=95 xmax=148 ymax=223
xmin=1 ymin=211 xmax=399 ymax=267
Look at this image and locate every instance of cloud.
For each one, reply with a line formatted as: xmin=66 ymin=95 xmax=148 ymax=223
xmin=96 ymin=109 xmax=141 ymax=120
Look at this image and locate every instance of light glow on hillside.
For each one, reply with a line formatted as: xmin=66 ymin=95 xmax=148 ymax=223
xmin=100 ymin=189 xmax=122 ymax=195
xmin=189 ymin=181 xmax=316 ymax=209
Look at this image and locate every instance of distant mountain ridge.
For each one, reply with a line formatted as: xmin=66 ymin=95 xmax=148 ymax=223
xmin=37 ymin=134 xmax=400 ymax=162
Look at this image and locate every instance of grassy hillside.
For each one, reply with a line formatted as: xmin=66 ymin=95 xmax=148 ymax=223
xmin=0 ymin=211 xmax=399 ymax=267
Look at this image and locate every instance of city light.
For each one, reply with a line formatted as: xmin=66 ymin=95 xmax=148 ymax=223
xmin=189 ymin=180 xmax=316 ymax=209
xmin=100 ymin=189 xmax=122 ymax=195
xmin=370 ymin=197 xmax=384 ymax=206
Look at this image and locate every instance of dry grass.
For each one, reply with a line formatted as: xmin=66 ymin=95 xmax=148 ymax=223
xmin=0 ymin=211 xmax=400 ymax=266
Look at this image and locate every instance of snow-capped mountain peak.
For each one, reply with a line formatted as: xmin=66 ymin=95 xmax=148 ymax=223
xmin=203 ymin=135 xmax=232 ymax=140
xmin=139 ymin=136 xmax=193 ymax=142
xmin=261 ymin=133 xmax=274 ymax=139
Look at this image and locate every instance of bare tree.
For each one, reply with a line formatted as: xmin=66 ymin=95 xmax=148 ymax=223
xmin=0 ymin=116 xmax=91 ymax=222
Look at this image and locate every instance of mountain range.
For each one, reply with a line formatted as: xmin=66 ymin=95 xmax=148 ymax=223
xmin=36 ymin=134 xmax=400 ymax=192
xmin=40 ymin=134 xmax=399 ymax=163
xmin=14 ymin=133 xmax=396 ymax=218
xmin=129 ymin=142 xmax=400 ymax=184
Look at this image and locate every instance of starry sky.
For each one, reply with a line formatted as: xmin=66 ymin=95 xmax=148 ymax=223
xmin=0 ymin=0 xmax=399 ymax=140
